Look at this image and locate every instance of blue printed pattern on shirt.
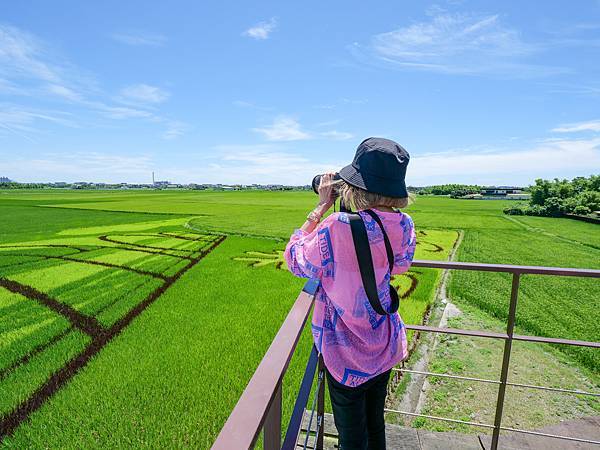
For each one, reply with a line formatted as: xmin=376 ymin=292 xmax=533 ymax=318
xmin=394 ymin=249 xmax=414 ymax=268
xmin=317 ymin=227 xmax=335 ymax=278
xmin=323 ymin=299 xmax=344 ymax=331
xmin=289 ymin=242 xmax=321 ymax=278
xmin=340 ymin=368 xmax=372 ymax=386
xmin=325 ymin=329 xmax=351 ymax=347
xmin=321 ymin=293 xmax=350 ymax=347
xmin=337 ymin=212 xmax=350 ymax=224
xmin=359 ymin=211 xmax=385 ymax=244
xmin=311 ymin=324 xmax=324 ymax=353
xmin=393 ymin=214 xmax=415 ymax=268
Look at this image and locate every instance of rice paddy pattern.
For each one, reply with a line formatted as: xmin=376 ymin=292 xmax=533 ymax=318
xmin=0 ymin=231 xmax=225 ymax=440
xmin=232 ymin=230 xmax=449 ymax=302
xmin=233 ymin=250 xmax=286 ymax=269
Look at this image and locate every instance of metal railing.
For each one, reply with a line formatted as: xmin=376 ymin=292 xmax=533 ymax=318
xmin=212 ymin=261 xmax=600 ymax=450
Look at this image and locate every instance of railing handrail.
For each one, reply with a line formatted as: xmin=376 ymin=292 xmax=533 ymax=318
xmin=212 ymin=279 xmax=320 ymax=450
xmin=211 ymin=261 xmax=599 ymax=450
xmin=411 ymin=259 xmax=600 ymax=277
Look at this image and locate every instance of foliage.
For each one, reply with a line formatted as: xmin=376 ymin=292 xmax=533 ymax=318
xmin=0 ymin=182 xmax=48 ymax=189
xmin=502 ymin=204 xmax=525 ymax=215
xmin=505 ymin=175 xmax=600 ymax=217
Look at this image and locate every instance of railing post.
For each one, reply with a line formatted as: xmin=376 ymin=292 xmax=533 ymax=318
xmin=316 ymin=354 xmax=325 ymax=450
xmin=490 ymin=273 xmax=520 ymax=450
xmin=264 ymin=381 xmax=282 ymax=450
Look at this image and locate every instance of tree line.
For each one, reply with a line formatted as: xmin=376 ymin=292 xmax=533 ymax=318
xmin=412 ymin=184 xmax=482 ymax=198
xmin=504 ymin=175 xmax=600 ymax=217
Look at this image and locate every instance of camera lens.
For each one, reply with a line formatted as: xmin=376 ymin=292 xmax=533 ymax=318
xmin=311 ymin=175 xmax=322 ymax=194
xmin=311 ymin=173 xmax=341 ymax=195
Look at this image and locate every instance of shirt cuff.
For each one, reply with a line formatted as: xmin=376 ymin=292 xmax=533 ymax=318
xmin=292 ymin=228 xmax=307 ymax=238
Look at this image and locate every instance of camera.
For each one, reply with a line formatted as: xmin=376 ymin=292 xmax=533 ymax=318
xmin=312 ymin=172 xmax=351 ymax=212
xmin=311 ymin=172 xmax=341 ymax=196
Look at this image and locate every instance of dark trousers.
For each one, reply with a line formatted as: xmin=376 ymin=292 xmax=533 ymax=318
xmin=326 ymin=368 xmax=391 ymax=450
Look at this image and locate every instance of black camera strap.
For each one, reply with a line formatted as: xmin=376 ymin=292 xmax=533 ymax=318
xmin=348 ymin=209 xmax=399 ymax=316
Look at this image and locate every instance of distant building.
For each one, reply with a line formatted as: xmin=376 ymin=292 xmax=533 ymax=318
xmin=153 ymin=180 xmax=170 ymax=187
xmin=480 ymin=186 xmax=524 ymax=196
xmin=0 ymin=177 xmax=12 ymax=183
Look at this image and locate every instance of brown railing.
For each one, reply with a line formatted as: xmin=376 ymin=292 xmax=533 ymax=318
xmin=212 ymin=261 xmax=600 ymax=450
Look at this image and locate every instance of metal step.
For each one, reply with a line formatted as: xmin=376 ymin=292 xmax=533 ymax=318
xmin=297 ymin=411 xmax=482 ymax=450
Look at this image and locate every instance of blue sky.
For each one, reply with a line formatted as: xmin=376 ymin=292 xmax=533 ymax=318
xmin=1 ymin=0 xmax=599 ymax=186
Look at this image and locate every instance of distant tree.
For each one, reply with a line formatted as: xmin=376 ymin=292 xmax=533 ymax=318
xmin=416 ymin=184 xmax=481 ymax=196
xmin=505 ymin=175 xmax=599 ymax=218
xmin=530 ymin=179 xmax=552 ymax=205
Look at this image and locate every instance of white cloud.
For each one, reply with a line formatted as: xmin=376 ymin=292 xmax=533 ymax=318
xmin=314 ymin=104 xmax=336 ymax=110
xmin=162 ymin=121 xmax=187 ymax=139
xmin=47 ymin=84 xmax=83 ymax=101
xmin=409 ymin=137 xmax=600 ymax=185
xmin=340 ymin=98 xmax=368 ymax=105
xmin=0 ymin=25 xmax=62 ymax=83
xmin=551 ymin=119 xmax=600 ymax=133
xmin=0 ymin=77 xmax=28 ymax=95
xmin=361 ymin=13 xmax=568 ymax=77
xmin=243 ymin=18 xmax=277 ymax=40
xmin=320 ymin=130 xmax=354 ymax=140
xmin=5 ymin=136 xmax=598 ymax=186
xmin=98 ymin=105 xmax=153 ymax=119
xmin=252 ymin=117 xmax=311 ymax=141
xmin=314 ymin=98 xmax=368 ymax=110
xmin=0 ymin=25 xmax=185 ymax=140
xmin=544 ymin=83 xmax=600 ymax=97
xmin=118 ymin=84 xmax=170 ymax=104
xmin=0 ymin=152 xmax=154 ymax=183
xmin=232 ymin=99 xmax=273 ymax=111
xmin=0 ymin=104 xmax=77 ymax=141
xmin=252 ymin=117 xmax=355 ymax=142
xmin=0 ymin=145 xmax=341 ymax=185
xmin=233 ymin=100 xmax=254 ymax=108
xmin=315 ymin=119 xmax=341 ymax=127
xmin=203 ymin=145 xmax=342 ymax=185
xmin=110 ymin=31 xmax=167 ymax=47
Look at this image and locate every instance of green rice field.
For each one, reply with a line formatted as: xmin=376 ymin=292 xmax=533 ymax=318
xmin=0 ymin=189 xmax=598 ymax=447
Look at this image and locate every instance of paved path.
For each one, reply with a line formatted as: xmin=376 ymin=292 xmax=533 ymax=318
xmin=299 ymin=412 xmax=600 ymax=449
xmin=300 ymin=412 xmax=481 ymax=449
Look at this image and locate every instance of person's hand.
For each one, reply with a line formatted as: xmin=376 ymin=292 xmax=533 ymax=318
xmin=318 ymin=172 xmax=336 ymax=208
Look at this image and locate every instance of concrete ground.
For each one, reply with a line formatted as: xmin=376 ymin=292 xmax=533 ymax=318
xmin=298 ymin=412 xmax=600 ymax=449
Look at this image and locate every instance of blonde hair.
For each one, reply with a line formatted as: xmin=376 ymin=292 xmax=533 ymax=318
xmin=335 ymin=180 xmax=410 ymax=211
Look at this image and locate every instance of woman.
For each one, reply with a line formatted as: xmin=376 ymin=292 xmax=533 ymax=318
xmin=284 ymin=137 xmax=416 ymax=450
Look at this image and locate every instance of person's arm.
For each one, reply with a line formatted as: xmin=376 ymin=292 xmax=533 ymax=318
xmin=392 ymin=214 xmax=417 ymax=274
xmin=299 ymin=173 xmax=336 ymax=233
xmin=283 ymin=173 xmax=336 ymax=278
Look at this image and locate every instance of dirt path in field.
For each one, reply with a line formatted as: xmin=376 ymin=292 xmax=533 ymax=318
xmin=388 ymin=229 xmax=464 ymax=422
xmin=0 ymin=233 xmax=226 ymax=441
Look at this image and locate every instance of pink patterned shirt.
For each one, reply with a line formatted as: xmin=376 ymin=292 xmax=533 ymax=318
xmin=284 ymin=208 xmax=416 ymax=387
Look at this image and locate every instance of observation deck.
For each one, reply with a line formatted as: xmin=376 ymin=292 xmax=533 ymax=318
xmin=212 ymin=261 xmax=600 ymax=450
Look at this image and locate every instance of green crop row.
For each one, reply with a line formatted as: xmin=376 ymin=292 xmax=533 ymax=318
xmin=0 ymin=290 xmax=70 ymax=375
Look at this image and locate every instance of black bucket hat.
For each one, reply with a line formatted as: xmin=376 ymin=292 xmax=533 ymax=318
xmin=339 ymin=137 xmax=410 ymax=198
